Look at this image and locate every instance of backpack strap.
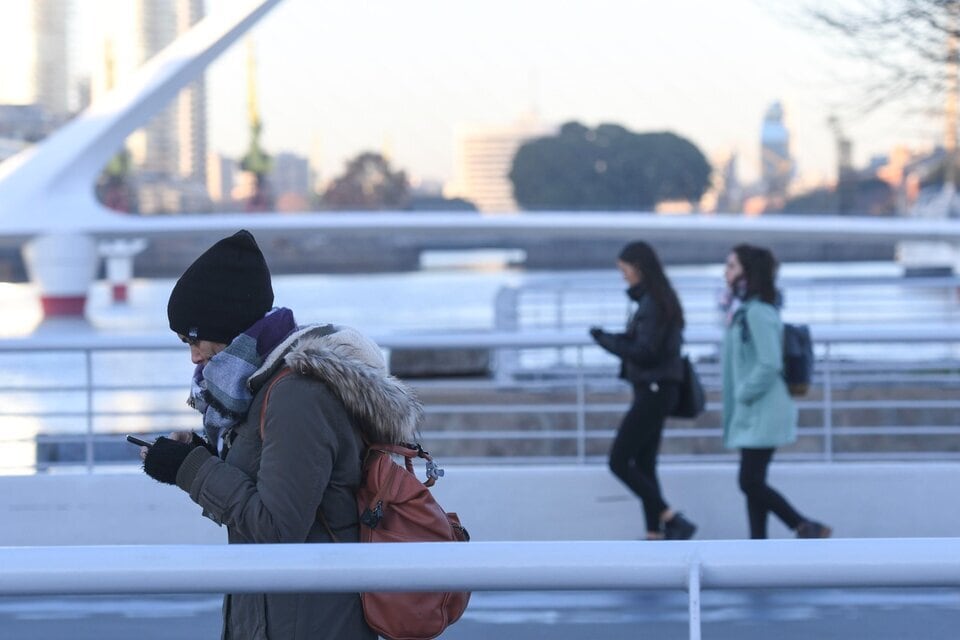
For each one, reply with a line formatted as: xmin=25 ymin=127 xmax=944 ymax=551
xmin=258 ymin=367 xmax=293 ymax=439
xmin=737 ymin=310 xmax=751 ymax=343
xmin=367 ymin=442 xmax=440 ymax=487
xmin=257 ymin=370 xmax=440 ymax=534
xmin=318 ymin=513 xmax=339 ymax=542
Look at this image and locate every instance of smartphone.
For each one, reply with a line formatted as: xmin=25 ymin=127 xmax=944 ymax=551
xmin=126 ymin=435 xmax=153 ymax=448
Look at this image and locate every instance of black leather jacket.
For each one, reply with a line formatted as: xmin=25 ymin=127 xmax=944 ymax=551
xmin=592 ymin=284 xmax=684 ymax=385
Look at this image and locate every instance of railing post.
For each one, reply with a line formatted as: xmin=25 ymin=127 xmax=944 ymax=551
xmin=556 ymin=289 xmax=564 ymax=330
xmin=492 ymin=287 xmax=520 ymax=386
xmin=556 ymin=289 xmax=565 ymax=368
xmin=687 ymin=558 xmax=702 ymax=640
xmin=575 ymin=345 xmax=586 ymax=463
xmin=822 ymin=341 xmax=833 ymax=463
xmin=84 ymin=348 xmax=95 ymax=472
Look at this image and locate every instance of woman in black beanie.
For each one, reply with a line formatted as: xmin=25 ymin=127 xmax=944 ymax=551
xmin=590 ymin=240 xmax=696 ymax=540
xmin=137 ymin=230 xmax=422 ymax=639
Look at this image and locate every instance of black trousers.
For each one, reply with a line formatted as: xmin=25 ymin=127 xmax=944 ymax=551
xmin=738 ymin=447 xmax=805 ymax=539
xmin=608 ymin=382 xmax=679 ymax=533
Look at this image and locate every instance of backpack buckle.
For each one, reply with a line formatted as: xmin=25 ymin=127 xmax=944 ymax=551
xmin=361 ymin=500 xmax=383 ymax=529
xmin=426 ymin=459 xmax=445 ymax=482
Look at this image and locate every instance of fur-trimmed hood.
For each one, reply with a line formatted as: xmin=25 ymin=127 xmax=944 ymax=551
xmin=249 ymin=324 xmax=421 ymax=445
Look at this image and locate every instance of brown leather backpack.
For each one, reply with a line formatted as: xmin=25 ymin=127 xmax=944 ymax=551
xmin=356 ymin=442 xmax=470 ymax=640
xmin=260 ymin=369 xmax=470 ymax=640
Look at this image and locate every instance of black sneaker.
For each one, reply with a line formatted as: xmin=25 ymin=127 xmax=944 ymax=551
xmin=663 ymin=512 xmax=697 ymax=540
xmin=796 ymin=520 xmax=832 ymax=538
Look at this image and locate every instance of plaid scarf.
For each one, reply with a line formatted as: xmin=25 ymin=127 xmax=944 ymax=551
xmin=720 ymin=278 xmax=747 ymax=327
xmin=188 ymin=307 xmax=297 ymax=448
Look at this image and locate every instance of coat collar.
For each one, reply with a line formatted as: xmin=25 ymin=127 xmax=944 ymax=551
xmin=249 ymin=324 xmax=422 ymax=445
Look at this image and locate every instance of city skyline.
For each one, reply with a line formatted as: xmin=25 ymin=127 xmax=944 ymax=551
xmin=51 ymin=0 xmax=957 ymax=190
xmin=89 ymin=0 xmax=207 ymax=184
xmin=199 ymin=0 xmax=944 ymax=188
xmin=0 ymin=0 xmax=69 ymax=116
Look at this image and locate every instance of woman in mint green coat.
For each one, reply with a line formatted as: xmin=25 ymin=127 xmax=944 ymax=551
xmin=721 ymin=245 xmax=830 ymax=539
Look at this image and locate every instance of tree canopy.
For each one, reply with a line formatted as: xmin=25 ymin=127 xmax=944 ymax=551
xmin=509 ymin=122 xmax=711 ymax=210
xmin=321 ymin=152 xmax=409 ymax=210
xmin=782 ymin=177 xmax=895 ymax=216
xmin=96 ymin=148 xmax=136 ymax=213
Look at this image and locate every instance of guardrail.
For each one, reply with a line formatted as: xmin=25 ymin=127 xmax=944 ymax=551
xmin=1 ymin=325 xmax=960 ymax=472
xmin=1 ymin=539 xmax=958 ymax=640
xmin=494 ymin=274 xmax=960 ymax=332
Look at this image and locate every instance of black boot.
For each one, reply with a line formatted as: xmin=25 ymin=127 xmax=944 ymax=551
xmin=663 ymin=512 xmax=697 ymax=540
xmin=796 ymin=520 xmax=832 ymax=538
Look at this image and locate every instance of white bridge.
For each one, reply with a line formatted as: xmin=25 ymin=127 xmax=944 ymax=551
xmin=0 ymin=6 xmax=959 ymax=636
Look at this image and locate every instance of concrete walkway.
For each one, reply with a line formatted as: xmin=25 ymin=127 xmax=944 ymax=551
xmin=0 ymin=461 xmax=957 ymax=545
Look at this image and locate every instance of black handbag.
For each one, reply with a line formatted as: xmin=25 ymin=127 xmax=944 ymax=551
xmin=672 ymin=356 xmax=705 ymax=418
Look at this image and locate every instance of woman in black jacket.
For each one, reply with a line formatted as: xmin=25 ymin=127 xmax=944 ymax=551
xmin=590 ymin=241 xmax=696 ymax=540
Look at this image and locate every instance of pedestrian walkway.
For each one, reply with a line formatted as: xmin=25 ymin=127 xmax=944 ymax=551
xmin=1 ymin=589 xmax=957 ymax=639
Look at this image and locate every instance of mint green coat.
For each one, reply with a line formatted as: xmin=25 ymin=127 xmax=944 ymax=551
xmin=722 ymin=299 xmax=797 ymax=449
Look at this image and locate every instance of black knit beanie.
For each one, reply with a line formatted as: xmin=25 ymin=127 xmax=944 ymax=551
xmin=167 ymin=230 xmax=274 ymax=344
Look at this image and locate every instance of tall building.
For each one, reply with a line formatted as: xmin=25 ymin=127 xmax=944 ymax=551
xmin=175 ymin=0 xmax=207 ymax=184
xmin=447 ymin=117 xmax=552 ymax=212
xmin=712 ymin=152 xmax=743 ymax=214
xmin=760 ymin=101 xmax=793 ymax=203
xmin=271 ymin=152 xmax=311 ymax=200
xmin=206 ymin=151 xmax=235 ymax=204
xmin=92 ymin=0 xmax=206 ymax=182
xmin=0 ymin=0 xmax=69 ymax=116
xmin=308 ymin=133 xmax=324 ymax=195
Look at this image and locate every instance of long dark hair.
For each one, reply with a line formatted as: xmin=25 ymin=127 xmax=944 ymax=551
xmin=732 ymin=243 xmax=778 ymax=305
xmin=618 ymin=240 xmax=685 ymax=329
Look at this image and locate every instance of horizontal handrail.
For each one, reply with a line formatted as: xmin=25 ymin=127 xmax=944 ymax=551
xmin=1 ymin=539 xmax=957 ymax=593
xmin=1 ymin=539 xmax=957 ymax=640
xmin=3 ymin=323 xmax=960 ymax=350
xmin=501 ymin=275 xmax=960 ymax=336
xmin=2 ymin=325 xmax=960 ymax=472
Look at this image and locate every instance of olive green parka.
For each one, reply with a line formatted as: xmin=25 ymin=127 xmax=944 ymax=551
xmin=175 ymin=325 xmax=422 ymax=640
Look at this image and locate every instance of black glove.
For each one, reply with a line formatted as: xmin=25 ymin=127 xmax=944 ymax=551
xmin=190 ymin=432 xmax=218 ymax=456
xmin=143 ymin=436 xmax=196 ymax=485
xmin=589 ymin=326 xmax=605 ymax=341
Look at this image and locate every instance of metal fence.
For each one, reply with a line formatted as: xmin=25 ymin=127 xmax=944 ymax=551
xmin=1 ymin=538 xmax=958 ymax=640
xmin=1 ymin=325 xmax=960 ymax=473
xmin=494 ymin=274 xmax=960 ymax=332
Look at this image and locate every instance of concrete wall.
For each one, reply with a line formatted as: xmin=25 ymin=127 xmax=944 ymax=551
xmin=0 ymin=462 xmax=957 ymax=546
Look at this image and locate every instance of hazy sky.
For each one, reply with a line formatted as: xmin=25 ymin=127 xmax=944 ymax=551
xmin=86 ymin=0 xmax=946 ymax=186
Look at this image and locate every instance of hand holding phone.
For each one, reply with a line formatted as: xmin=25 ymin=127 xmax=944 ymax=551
xmin=126 ymin=435 xmax=154 ymax=448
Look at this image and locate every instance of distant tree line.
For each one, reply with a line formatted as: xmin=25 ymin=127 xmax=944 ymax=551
xmin=782 ymin=177 xmax=896 ymax=216
xmin=290 ymin=122 xmax=713 ymax=212
xmin=317 ymin=152 xmax=476 ymax=212
xmin=321 ymin=152 xmax=409 ymax=210
xmin=509 ymin=121 xmax=712 ymax=210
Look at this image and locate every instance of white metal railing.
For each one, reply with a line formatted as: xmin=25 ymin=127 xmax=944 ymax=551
xmin=1 ymin=325 xmax=960 ymax=472
xmin=495 ymin=274 xmax=960 ymax=332
xmin=0 ymin=539 xmax=958 ymax=640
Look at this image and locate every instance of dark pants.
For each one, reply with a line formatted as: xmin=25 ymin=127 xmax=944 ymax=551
xmin=608 ymin=382 xmax=679 ymax=534
xmin=738 ymin=447 xmax=805 ymax=539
